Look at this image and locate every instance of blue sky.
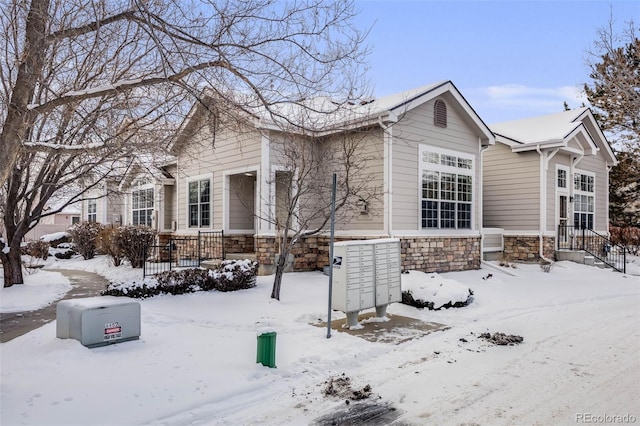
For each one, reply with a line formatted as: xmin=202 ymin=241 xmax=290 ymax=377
xmin=353 ymin=1 xmax=639 ymax=124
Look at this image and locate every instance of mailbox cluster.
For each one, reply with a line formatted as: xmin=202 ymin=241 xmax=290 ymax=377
xmin=331 ymin=238 xmax=402 ymax=328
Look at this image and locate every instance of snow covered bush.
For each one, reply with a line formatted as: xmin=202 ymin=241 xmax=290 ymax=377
xmin=39 ymin=231 xmax=70 ymax=248
xmin=102 ymin=260 xmax=259 ymax=298
xmin=113 ymin=226 xmax=157 ymax=268
xmin=22 ymin=240 xmax=50 ymax=260
xmin=209 ymin=259 xmax=258 ymax=292
xmin=68 ymin=222 xmax=104 ymax=260
xmin=401 ymin=271 xmax=474 ymax=310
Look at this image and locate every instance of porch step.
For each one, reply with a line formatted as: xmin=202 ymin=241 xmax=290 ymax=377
xmin=584 ymin=255 xmax=595 ymax=266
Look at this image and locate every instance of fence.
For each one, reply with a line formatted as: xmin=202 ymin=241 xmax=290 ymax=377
xmin=557 ymin=225 xmax=626 ymax=273
xmin=143 ymin=231 xmax=225 ymax=277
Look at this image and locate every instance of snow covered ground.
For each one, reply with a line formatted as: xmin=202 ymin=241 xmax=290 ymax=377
xmin=1 ymin=255 xmax=639 ymax=425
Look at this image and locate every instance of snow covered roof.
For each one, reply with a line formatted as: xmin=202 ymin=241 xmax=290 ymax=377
xmin=170 ymin=80 xmax=495 ymax=152
xmin=491 ymin=108 xmax=589 ymax=144
xmin=490 ymin=108 xmax=617 ymax=164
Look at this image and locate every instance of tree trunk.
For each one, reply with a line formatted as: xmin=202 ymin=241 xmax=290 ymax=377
xmin=270 ymin=251 xmax=288 ymax=300
xmin=2 ymin=243 xmax=25 ymax=288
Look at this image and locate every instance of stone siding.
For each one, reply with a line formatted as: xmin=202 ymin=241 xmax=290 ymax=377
xmin=503 ymin=235 xmax=556 ymax=261
xmin=255 ymin=235 xmax=481 ymax=275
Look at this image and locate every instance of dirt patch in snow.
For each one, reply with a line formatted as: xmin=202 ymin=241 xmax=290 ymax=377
xmin=315 ymin=312 xmax=449 ymax=345
xmin=479 ymin=332 xmax=524 ymax=345
xmin=312 ymin=374 xmax=408 ymax=425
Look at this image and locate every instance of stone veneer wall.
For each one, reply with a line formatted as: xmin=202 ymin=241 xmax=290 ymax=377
xmin=224 ymin=234 xmax=254 ymax=255
xmin=254 ymin=235 xmax=481 ymax=275
xmin=503 ymin=235 xmax=556 ymax=261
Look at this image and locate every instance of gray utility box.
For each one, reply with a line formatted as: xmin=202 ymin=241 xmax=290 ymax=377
xmin=56 ymin=296 xmax=141 ymax=348
xmin=331 ymin=238 xmax=402 ymax=325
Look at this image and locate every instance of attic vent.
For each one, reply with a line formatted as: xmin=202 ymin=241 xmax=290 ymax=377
xmin=434 ymin=99 xmax=447 ymax=128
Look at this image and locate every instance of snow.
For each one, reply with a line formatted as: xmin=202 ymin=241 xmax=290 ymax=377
xmin=40 ymin=232 xmax=70 ymax=243
xmin=402 ymin=270 xmax=471 ymax=309
xmin=1 ymin=256 xmax=639 ymax=425
xmin=490 ymin=107 xmax=588 ymax=144
xmin=0 ymin=271 xmax=71 ymax=313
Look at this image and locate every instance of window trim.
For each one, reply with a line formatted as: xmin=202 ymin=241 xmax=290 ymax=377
xmin=186 ymin=173 xmax=213 ymax=229
xmin=418 ymin=145 xmax=475 ymax=231
xmin=131 ymin=181 xmax=155 ymax=228
xmin=87 ymin=199 xmax=97 ymax=222
xmin=572 ymin=169 xmax=596 ymax=230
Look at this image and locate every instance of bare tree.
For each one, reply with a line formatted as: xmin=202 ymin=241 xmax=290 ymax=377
xmin=266 ymin=126 xmax=382 ymax=300
xmin=0 ymin=0 xmax=368 ymax=287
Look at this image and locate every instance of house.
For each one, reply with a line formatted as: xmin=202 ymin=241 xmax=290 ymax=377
xmin=80 ymin=161 xmax=175 ymax=233
xmin=24 ymin=209 xmax=81 ymax=241
xmin=164 ymin=80 xmax=495 ymax=274
xmin=482 ymin=107 xmax=617 ymax=262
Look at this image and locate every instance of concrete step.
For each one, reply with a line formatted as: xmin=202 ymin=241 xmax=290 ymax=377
xmin=226 ymin=253 xmax=257 ymax=261
xmin=583 ymin=255 xmax=595 ymax=266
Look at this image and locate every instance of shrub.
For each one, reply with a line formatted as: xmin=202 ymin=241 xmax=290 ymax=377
xmin=68 ymin=221 xmax=104 ymax=259
xmin=98 ymin=227 xmax=124 ymax=266
xmin=55 ymin=250 xmax=75 ymax=259
xmin=102 ymin=259 xmax=259 ymax=298
xmin=22 ymin=240 xmax=50 ymax=260
xmin=609 ymin=225 xmax=640 ymax=255
xmin=209 ymin=259 xmax=258 ymax=292
xmin=114 ymin=226 xmax=157 ymax=268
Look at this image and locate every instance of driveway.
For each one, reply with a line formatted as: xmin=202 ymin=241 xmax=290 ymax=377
xmin=0 ymin=269 xmax=109 ymax=343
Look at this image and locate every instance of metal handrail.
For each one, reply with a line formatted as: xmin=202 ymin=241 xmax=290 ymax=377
xmin=557 ymin=225 xmax=626 ymax=273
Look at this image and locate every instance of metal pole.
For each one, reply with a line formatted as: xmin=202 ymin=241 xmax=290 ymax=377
xmin=327 ymin=173 xmax=337 ymax=339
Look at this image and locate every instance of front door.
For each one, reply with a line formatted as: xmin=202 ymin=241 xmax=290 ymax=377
xmin=558 ymin=195 xmax=568 ymax=248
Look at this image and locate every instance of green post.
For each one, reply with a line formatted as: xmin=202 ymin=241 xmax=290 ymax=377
xmin=256 ymin=332 xmax=277 ymax=368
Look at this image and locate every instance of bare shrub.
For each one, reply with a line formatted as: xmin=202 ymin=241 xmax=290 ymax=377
xmin=68 ymin=222 xmax=104 ymax=260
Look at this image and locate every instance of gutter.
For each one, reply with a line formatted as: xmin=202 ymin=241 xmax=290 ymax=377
xmin=379 ymin=116 xmax=393 ymax=237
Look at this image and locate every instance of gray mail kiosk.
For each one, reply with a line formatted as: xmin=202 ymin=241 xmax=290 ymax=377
xmin=56 ymin=296 xmax=141 ymax=348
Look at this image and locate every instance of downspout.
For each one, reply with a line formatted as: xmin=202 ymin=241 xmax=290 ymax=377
xmin=379 ymin=116 xmax=392 ymax=237
xmin=479 ymin=141 xmax=490 ymax=259
xmin=535 ymin=145 xmax=554 ymax=263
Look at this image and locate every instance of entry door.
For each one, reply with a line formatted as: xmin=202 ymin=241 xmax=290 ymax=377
xmin=558 ymin=195 xmax=568 ymax=247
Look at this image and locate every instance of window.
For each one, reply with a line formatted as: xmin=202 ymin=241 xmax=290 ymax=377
xmin=557 ymin=169 xmax=567 ymax=188
xmin=132 ymin=187 xmax=154 ymax=227
xmin=434 ymin=99 xmax=447 ymax=128
xmin=87 ymin=200 xmax=97 ymax=222
xmin=188 ymin=178 xmax=211 ymax=228
xmin=573 ymin=172 xmax=594 ymax=229
xmin=419 ymin=146 xmax=474 ymax=229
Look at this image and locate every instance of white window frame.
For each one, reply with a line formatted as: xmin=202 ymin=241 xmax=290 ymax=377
xmin=186 ymin=173 xmax=212 ymax=229
xmin=87 ymin=199 xmax=97 ymax=222
xmin=418 ymin=145 xmax=475 ymax=231
xmin=131 ymin=178 xmax=154 ymax=227
xmin=573 ymin=169 xmax=595 ymax=230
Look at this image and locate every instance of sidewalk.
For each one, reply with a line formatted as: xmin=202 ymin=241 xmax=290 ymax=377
xmin=0 ymin=269 xmax=109 ymax=343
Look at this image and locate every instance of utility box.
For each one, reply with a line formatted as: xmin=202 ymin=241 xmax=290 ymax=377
xmin=56 ymin=296 xmax=141 ymax=348
xmin=331 ymin=239 xmax=402 ymax=326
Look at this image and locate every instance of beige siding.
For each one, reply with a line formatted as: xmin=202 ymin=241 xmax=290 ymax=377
xmin=268 ymin=129 xmax=385 ymax=233
xmin=391 ymin=95 xmax=483 ymax=231
xmin=483 ymin=143 xmax=540 ymax=231
xmin=174 ymin=117 xmax=262 ymax=231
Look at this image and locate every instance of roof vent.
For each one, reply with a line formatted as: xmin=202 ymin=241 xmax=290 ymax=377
xmin=434 ymin=99 xmax=447 ymax=128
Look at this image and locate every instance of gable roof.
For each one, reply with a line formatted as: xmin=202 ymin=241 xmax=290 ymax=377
xmin=169 ymin=80 xmax=496 ymax=153
xmin=490 ymin=108 xmax=617 ymax=164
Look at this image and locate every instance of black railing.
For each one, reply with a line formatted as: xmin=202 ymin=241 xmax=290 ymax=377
xmin=143 ymin=230 xmax=225 ymax=277
xmin=557 ymin=225 xmax=626 ymax=273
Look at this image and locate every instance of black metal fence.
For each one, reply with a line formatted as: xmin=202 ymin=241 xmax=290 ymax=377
xmin=143 ymin=231 xmax=225 ymax=277
xmin=557 ymin=225 xmax=626 ymax=273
